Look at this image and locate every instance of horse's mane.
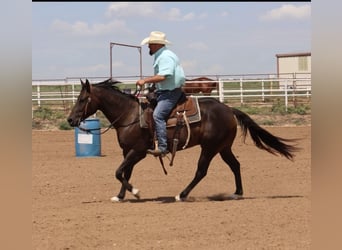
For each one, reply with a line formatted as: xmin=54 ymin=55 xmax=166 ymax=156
xmin=92 ymin=78 xmax=138 ymax=102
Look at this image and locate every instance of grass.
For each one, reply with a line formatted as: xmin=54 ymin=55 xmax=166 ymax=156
xmin=32 ymin=101 xmax=311 ymax=130
xmin=235 ymin=102 xmax=310 ymax=116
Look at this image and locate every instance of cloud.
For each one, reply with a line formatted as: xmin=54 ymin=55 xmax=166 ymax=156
xmin=111 ymin=61 xmax=125 ymax=69
xmin=49 ymin=2 xmax=205 ymax=39
xmin=205 ymin=64 xmax=225 ymax=75
xmin=106 ymin=2 xmax=203 ymax=21
xmin=260 ymin=4 xmax=311 ymax=21
xmin=86 ymin=63 xmax=110 ymax=72
xmin=51 ymin=19 xmax=130 ymax=36
xmin=62 ymin=63 xmax=113 ymax=77
xmin=187 ymin=42 xmax=208 ymax=51
xmin=105 ymin=2 xmax=158 ymax=18
xmin=166 ymin=8 xmax=195 ymax=21
xmin=221 ymin=11 xmax=229 ymax=17
xmin=181 ymin=60 xmax=198 ymax=73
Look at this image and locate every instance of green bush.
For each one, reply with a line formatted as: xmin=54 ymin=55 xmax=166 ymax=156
xmin=235 ymin=104 xmax=268 ymax=115
xmin=34 ymin=106 xmax=54 ymax=119
xmin=261 ymin=119 xmax=275 ymax=126
xmin=271 ymin=102 xmax=287 ymax=115
xmin=287 ymin=105 xmax=308 ymax=115
xmin=59 ymin=121 xmax=73 ymax=130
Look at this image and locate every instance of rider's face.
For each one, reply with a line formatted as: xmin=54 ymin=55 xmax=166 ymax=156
xmin=148 ymin=43 xmax=162 ymax=55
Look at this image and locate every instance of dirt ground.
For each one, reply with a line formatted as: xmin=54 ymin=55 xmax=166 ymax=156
xmin=32 ymin=125 xmax=311 ymax=250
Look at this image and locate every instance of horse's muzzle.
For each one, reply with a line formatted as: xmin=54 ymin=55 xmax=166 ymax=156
xmin=67 ymin=117 xmax=78 ymax=127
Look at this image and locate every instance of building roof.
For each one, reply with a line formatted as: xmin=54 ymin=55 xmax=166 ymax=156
xmin=276 ymin=52 xmax=311 ymax=58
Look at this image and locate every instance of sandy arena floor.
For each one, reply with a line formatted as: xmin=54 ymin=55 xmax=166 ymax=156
xmin=32 ymin=126 xmax=311 ymax=249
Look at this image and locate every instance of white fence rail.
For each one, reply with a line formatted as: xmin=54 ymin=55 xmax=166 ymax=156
xmin=216 ymin=77 xmax=311 ymax=105
xmin=32 ymin=74 xmax=311 ymax=111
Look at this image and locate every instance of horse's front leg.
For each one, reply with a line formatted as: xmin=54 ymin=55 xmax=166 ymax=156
xmin=111 ymin=164 xmax=134 ymax=202
xmin=110 ymin=150 xmax=146 ymax=202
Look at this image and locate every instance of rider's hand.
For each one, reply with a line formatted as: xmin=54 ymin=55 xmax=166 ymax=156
xmin=136 ymin=79 xmax=145 ymax=86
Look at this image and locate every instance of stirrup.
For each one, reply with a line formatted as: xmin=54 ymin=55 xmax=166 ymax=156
xmin=146 ymin=149 xmax=169 ymax=157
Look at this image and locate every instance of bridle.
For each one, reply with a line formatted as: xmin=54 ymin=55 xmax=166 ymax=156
xmin=77 ymin=93 xmax=140 ymax=135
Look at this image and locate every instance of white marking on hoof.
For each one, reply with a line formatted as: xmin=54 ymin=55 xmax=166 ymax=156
xmin=110 ymin=196 xmax=122 ymax=202
xmin=228 ymin=194 xmax=243 ymax=200
xmin=132 ymin=188 xmax=140 ymax=199
xmin=175 ymin=194 xmax=185 ymax=202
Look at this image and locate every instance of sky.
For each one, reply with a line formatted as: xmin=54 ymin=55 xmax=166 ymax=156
xmin=32 ymin=2 xmax=311 ymax=80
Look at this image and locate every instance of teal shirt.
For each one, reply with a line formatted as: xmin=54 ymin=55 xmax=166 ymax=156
xmin=153 ymin=47 xmax=186 ymax=91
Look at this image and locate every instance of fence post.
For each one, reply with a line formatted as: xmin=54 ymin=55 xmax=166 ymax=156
xmin=261 ymin=80 xmax=265 ymax=102
xmin=37 ymin=84 xmax=41 ymax=107
xmin=292 ymin=72 xmax=297 ymax=107
xmin=240 ymin=78 xmax=243 ymax=104
xmin=71 ymin=79 xmax=75 ymax=104
xmin=284 ymin=80 xmax=288 ymax=112
xmin=218 ymin=78 xmax=224 ymax=103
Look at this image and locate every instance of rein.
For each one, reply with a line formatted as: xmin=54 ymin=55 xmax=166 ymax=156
xmin=77 ymin=117 xmax=140 ymax=135
xmin=78 ymin=94 xmax=140 ymax=135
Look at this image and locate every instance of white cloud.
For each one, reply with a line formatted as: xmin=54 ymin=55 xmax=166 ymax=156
xmin=183 ymin=12 xmax=195 ymax=21
xmin=51 ymin=19 xmax=130 ymax=36
xmin=198 ymin=13 xmax=208 ymax=19
xmin=105 ymin=2 xmax=158 ymax=18
xmin=86 ymin=64 xmax=110 ymax=72
xmin=111 ymin=61 xmax=125 ymax=69
xmin=182 ymin=60 xmax=224 ymax=76
xmin=194 ymin=25 xmax=206 ymax=31
xmin=64 ymin=63 xmax=109 ymax=76
xmin=205 ymin=64 xmax=224 ymax=75
xmin=106 ymin=2 xmax=202 ymax=22
xmin=181 ymin=60 xmax=198 ymax=74
xmin=221 ymin=11 xmax=229 ymax=17
xmin=187 ymin=42 xmax=208 ymax=51
xmin=166 ymin=7 xmax=182 ymax=20
xmin=166 ymin=8 xmax=195 ymax=21
xmin=260 ymin=4 xmax=311 ymax=21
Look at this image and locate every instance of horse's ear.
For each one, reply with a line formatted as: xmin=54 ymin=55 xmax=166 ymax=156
xmin=80 ymin=79 xmax=90 ymax=92
xmin=85 ymin=79 xmax=91 ymax=93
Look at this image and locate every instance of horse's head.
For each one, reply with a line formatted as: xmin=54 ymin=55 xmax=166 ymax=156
xmin=67 ymin=79 xmax=98 ymax=127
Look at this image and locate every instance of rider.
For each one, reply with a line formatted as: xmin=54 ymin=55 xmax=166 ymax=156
xmin=136 ymin=31 xmax=186 ymax=157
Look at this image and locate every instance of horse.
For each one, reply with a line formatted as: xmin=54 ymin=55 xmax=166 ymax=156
xmin=182 ymin=76 xmax=218 ymax=95
xmin=67 ymin=78 xmax=299 ymax=202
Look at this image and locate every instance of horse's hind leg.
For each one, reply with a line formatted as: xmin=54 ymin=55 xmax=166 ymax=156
xmin=219 ymin=147 xmax=243 ymax=197
xmin=176 ymin=149 xmax=216 ymax=201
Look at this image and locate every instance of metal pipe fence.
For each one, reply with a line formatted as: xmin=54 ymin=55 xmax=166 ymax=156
xmin=32 ymin=74 xmax=311 ymax=113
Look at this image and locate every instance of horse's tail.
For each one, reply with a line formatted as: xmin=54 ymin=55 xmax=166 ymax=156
xmin=231 ymin=108 xmax=299 ymax=160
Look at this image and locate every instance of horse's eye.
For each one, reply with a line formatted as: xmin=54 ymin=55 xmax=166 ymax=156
xmin=78 ymin=97 xmax=87 ymax=103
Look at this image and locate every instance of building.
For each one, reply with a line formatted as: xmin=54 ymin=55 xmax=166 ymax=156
xmin=276 ymin=52 xmax=311 ymax=88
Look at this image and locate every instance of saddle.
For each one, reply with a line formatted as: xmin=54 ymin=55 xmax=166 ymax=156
xmin=139 ymin=93 xmax=201 ymax=129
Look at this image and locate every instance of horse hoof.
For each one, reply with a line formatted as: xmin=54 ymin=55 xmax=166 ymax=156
xmin=228 ymin=194 xmax=243 ymax=200
xmin=132 ymin=188 xmax=140 ymax=199
xmin=110 ymin=196 xmax=122 ymax=202
xmin=175 ymin=194 xmax=185 ymax=202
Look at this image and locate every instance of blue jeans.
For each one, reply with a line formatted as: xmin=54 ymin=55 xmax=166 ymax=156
xmin=153 ymin=88 xmax=183 ymax=151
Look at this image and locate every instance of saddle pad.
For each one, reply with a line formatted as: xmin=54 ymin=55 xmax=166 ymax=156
xmin=139 ymin=96 xmax=201 ymax=128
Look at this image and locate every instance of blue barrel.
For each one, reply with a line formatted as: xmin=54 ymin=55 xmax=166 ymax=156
xmin=74 ymin=118 xmax=101 ymax=157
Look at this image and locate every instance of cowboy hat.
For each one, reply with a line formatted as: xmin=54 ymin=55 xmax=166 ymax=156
xmin=141 ymin=31 xmax=171 ymax=45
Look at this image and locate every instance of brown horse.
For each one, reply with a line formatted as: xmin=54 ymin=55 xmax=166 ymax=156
xmin=182 ymin=76 xmax=218 ymax=95
xmin=67 ymin=78 xmax=299 ymax=202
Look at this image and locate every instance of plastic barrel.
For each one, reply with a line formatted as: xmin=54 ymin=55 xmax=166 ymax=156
xmin=74 ymin=118 xmax=101 ymax=157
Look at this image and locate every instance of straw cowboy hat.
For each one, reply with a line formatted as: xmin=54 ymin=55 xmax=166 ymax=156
xmin=141 ymin=31 xmax=171 ymax=45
